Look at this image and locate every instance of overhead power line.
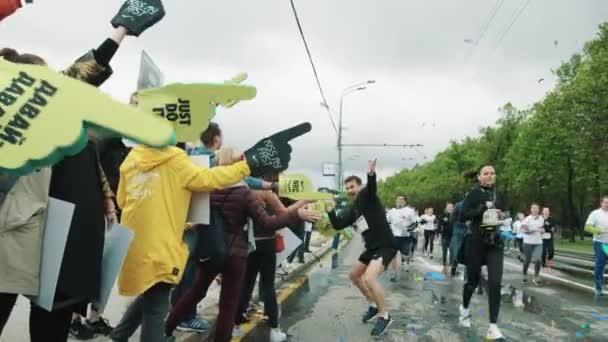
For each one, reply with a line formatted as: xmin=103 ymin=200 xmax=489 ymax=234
xmin=466 ymin=0 xmax=506 ymax=59
xmin=341 ymin=144 xmax=424 ymax=148
xmin=491 ymin=0 xmax=532 ymax=55
xmin=288 ymin=0 xmax=337 ymax=134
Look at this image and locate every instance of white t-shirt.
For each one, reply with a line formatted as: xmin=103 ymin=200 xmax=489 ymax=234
xmin=513 ymin=220 xmax=524 ymax=239
xmin=420 ymin=214 xmax=436 ymax=231
xmin=500 ymin=217 xmax=513 ymax=232
xmin=387 ymin=206 xmax=417 ymax=237
xmin=586 ymin=208 xmax=608 ymax=243
xmin=522 ymin=215 xmax=544 ymax=245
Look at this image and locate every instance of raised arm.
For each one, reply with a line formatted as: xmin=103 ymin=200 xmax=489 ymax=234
xmin=246 ymin=190 xmax=299 ymax=233
xmin=366 ymin=159 xmax=377 ymax=197
xmin=172 ymin=152 xmax=250 ymax=193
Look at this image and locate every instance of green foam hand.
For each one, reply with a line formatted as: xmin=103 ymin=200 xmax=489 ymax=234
xmin=0 ymin=59 xmax=175 ymax=175
xmin=137 ymin=82 xmax=257 ymax=143
xmin=279 ymin=173 xmax=333 ymax=201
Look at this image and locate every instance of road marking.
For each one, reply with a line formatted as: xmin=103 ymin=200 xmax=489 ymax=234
xmin=502 ymin=260 xmax=596 ymax=292
xmin=416 ymin=254 xmax=596 ymax=293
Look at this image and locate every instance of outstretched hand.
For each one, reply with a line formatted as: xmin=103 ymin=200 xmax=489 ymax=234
xmin=368 ymin=159 xmax=377 ymax=175
xmin=244 ymin=123 xmax=311 ymax=177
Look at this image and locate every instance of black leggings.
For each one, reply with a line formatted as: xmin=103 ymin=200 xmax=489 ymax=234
xmin=0 ymin=293 xmax=73 ymax=342
xmin=542 ymin=239 xmax=554 ymax=266
xmin=462 ymin=236 xmax=503 ymax=324
xmin=424 ymin=230 xmax=435 ymax=253
xmin=236 ymin=238 xmax=279 ymax=328
xmin=441 ymin=237 xmax=451 ymax=266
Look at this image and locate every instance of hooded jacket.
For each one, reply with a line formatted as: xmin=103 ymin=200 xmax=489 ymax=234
xmin=211 ymin=187 xmax=300 ymax=258
xmin=116 ymin=146 xmax=250 ymax=296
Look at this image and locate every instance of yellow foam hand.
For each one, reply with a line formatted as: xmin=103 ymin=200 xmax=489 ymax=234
xmin=279 ymin=173 xmax=333 ymax=201
xmin=137 ymin=82 xmax=256 ymax=143
xmin=0 ymin=59 xmax=175 ymax=175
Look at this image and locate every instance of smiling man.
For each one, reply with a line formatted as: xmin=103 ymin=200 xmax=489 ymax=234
xmin=326 ymin=159 xmax=396 ymax=338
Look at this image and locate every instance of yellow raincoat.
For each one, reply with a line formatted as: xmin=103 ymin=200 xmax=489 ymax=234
xmin=117 ymin=146 xmax=250 ymax=296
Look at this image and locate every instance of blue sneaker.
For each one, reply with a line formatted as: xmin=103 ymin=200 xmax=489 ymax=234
xmin=595 ymin=288 xmax=604 ymax=297
xmin=176 ymin=318 xmax=211 ymax=333
xmin=371 ymin=315 xmax=393 ymax=337
xmin=362 ymin=305 xmax=379 ymax=323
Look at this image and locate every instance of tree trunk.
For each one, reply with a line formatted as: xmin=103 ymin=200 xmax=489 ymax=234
xmin=566 ymin=155 xmax=579 ymax=242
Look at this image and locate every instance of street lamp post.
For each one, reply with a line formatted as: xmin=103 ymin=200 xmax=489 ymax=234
xmin=320 ymin=80 xmax=375 ymax=190
xmin=337 ymin=80 xmax=375 ymax=187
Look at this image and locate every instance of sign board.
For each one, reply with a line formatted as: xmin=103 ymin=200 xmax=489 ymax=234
xmin=137 ymin=50 xmax=164 ymax=91
xmin=187 ymin=155 xmax=211 ymax=224
xmin=322 ymin=162 xmax=336 ymax=176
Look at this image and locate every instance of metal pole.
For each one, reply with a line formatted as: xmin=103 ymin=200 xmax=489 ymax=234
xmin=338 ymin=95 xmax=344 ymax=189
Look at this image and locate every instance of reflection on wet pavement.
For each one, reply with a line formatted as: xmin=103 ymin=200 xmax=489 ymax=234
xmin=243 ymin=238 xmax=608 ymax=341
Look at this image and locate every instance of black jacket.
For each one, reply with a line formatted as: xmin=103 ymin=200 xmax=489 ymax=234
xmin=438 ymin=212 xmax=455 ymax=240
xmin=462 ymin=184 xmax=503 ymax=238
xmin=328 ymin=174 xmax=393 ymax=250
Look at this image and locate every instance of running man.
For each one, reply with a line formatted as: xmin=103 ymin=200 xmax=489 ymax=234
xmin=386 ymin=195 xmax=418 ymax=281
xmin=585 ymin=195 xmax=608 ymax=296
xmin=326 ymin=159 xmax=396 ymax=338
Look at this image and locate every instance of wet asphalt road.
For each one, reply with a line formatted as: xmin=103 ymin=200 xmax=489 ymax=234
xmin=244 ymin=236 xmax=608 ymax=342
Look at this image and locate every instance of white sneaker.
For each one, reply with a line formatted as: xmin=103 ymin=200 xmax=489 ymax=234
xmin=232 ymin=327 xmax=243 ymax=338
xmin=270 ymin=328 xmax=287 ymax=342
xmin=458 ymin=305 xmax=471 ymax=328
xmin=486 ymin=324 xmax=505 ymax=340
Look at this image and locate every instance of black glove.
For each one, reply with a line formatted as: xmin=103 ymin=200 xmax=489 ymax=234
xmin=111 ymin=0 xmax=165 ymax=37
xmin=420 ymin=219 xmax=428 ymax=225
xmin=244 ymin=123 xmax=311 ymax=177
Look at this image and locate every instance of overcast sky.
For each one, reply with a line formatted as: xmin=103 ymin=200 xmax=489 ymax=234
xmin=3 ymin=0 xmax=607 ymax=189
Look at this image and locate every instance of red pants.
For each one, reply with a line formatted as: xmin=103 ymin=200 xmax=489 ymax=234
xmin=165 ymin=255 xmax=247 ymax=342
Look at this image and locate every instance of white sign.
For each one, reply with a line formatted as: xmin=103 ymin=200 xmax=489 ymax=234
xmin=93 ymin=224 xmax=134 ymax=313
xmin=137 ymin=50 xmax=164 ymax=90
xmin=276 ymin=228 xmax=303 ymax=267
xmin=187 ymin=155 xmax=211 ymax=225
xmin=322 ymin=162 xmax=336 ymax=176
xmin=33 ymin=197 xmax=74 ymax=311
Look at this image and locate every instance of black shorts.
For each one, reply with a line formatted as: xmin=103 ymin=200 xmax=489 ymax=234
xmin=392 ymin=236 xmax=412 ymax=255
xmin=359 ymin=247 xmax=397 ymax=270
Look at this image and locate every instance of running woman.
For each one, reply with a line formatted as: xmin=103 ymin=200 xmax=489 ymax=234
xmin=438 ymin=203 xmax=455 ymax=274
xmin=521 ymin=204 xmax=544 ymax=285
xmin=541 ymin=207 xmax=558 ymax=268
xmin=387 ymin=195 xmax=418 ymax=281
xmin=327 ymin=159 xmax=396 ymax=338
xmin=458 ymin=165 xmax=506 ymax=341
xmin=513 ymin=212 xmax=525 ymax=262
xmin=584 ymin=196 xmax=608 ymax=296
xmin=420 ymin=208 xmax=437 ymax=258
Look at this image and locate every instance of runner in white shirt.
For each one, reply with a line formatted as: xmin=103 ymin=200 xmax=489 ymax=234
xmin=512 ymin=212 xmax=525 ymax=261
xmin=386 ymin=195 xmax=418 ymax=280
xmin=585 ymin=196 xmax=608 ymax=296
xmin=500 ymin=212 xmax=513 ymax=254
xmin=521 ymin=204 xmax=544 ymax=285
xmin=420 ymin=208 xmax=437 ymax=258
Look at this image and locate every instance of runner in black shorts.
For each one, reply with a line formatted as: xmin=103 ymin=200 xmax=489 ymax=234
xmin=327 ymin=159 xmax=396 ymax=338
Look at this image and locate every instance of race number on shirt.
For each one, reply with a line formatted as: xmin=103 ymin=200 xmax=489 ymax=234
xmin=482 ymin=209 xmax=500 ymax=227
xmin=355 ymin=216 xmax=369 ymax=234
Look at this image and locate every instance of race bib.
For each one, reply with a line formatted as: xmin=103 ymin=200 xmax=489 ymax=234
xmin=482 ymin=209 xmax=500 ymax=227
xmin=355 ymin=216 xmax=369 ymax=233
xmin=542 ymin=233 xmax=551 ymax=239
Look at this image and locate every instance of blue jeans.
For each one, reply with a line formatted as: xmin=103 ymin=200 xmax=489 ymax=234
xmin=450 ymin=227 xmax=466 ymax=268
xmin=170 ymin=230 xmax=199 ymax=322
xmin=593 ymin=241 xmax=607 ymax=291
xmin=332 ymin=233 xmax=341 ymax=250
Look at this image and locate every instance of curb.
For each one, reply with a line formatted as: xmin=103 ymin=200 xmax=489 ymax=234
xmin=180 ymin=238 xmax=351 ymax=342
